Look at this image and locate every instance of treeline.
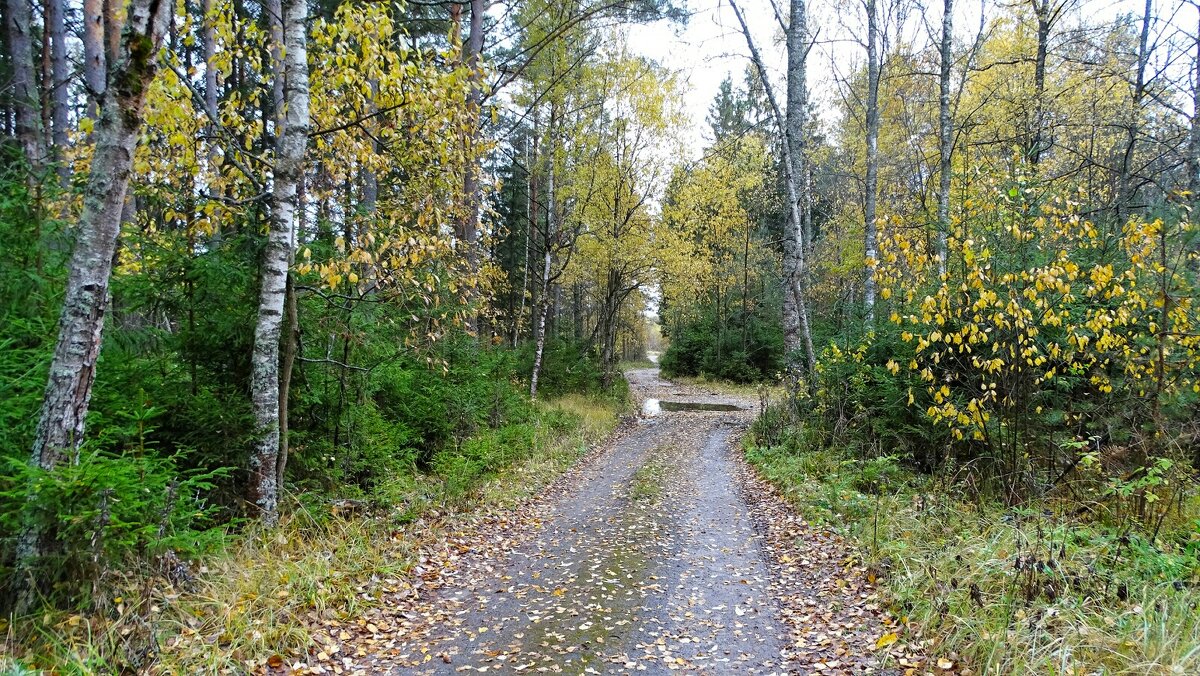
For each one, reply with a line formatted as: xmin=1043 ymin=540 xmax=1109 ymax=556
xmin=0 ymin=0 xmax=682 ymax=618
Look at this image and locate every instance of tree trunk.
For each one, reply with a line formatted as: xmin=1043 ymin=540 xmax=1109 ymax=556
xmin=1031 ymin=0 xmax=1051 ymax=169
xmin=82 ymin=0 xmax=106 ymax=114
xmin=6 ymin=0 xmax=41 ymax=168
xmin=730 ymin=0 xmax=816 ymax=376
xmin=529 ymin=249 xmax=552 ymax=400
xmin=201 ymin=0 xmax=222 ymax=241
xmin=1117 ymin=0 xmax=1151 ymax=222
xmin=46 ymin=0 xmax=70 ymax=178
xmin=863 ymin=0 xmax=881 ymax=328
xmin=277 ymin=271 xmax=298 ymax=490
xmin=530 ymin=139 xmax=555 ymax=400
xmin=781 ymin=0 xmax=809 ymax=365
xmin=936 ymin=0 xmax=953 ymax=276
xmin=1190 ymin=9 xmax=1200 ymax=218
xmin=459 ymin=0 xmax=485 ymax=331
xmin=17 ymin=0 xmax=171 ymax=610
xmin=248 ymin=0 xmax=309 ymax=526
xmin=514 ymin=136 xmax=533 ymax=347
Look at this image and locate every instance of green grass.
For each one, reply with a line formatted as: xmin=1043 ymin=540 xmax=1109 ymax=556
xmin=746 ymin=443 xmax=1200 ymax=674
xmin=5 ymin=395 xmax=621 ymax=674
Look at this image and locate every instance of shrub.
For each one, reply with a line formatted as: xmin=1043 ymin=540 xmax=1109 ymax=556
xmin=661 ymin=305 xmax=783 ymax=383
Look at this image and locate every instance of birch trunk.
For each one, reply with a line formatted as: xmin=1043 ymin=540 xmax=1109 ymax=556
xmin=863 ymin=0 xmax=881 ymax=328
xmin=1117 ymin=0 xmax=1151 ymax=221
xmin=248 ymin=0 xmax=309 ymax=525
xmin=18 ymin=0 xmax=171 ymax=609
xmin=730 ymin=0 xmax=816 ymax=376
xmin=6 ymin=0 xmax=41 ymax=168
xmin=82 ymin=0 xmax=106 ymax=113
xmin=781 ymin=0 xmax=809 ymax=365
xmin=936 ymin=0 xmax=953 ymax=276
xmin=530 ymin=133 xmax=555 ymax=400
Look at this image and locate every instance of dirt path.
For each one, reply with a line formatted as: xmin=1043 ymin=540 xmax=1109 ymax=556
xmin=356 ymin=370 xmax=894 ymax=675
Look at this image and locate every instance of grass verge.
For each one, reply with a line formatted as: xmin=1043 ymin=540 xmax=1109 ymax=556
xmin=745 ymin=443 xmax=1200 ymax=674
xmin=3 ymin=395 xmax=621 ymax=674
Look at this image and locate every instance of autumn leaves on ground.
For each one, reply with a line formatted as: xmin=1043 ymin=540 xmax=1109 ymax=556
xmin=187 ymin=369 xmax=913 ymax=675
xmin=5 ymin=0 xmax=1200 ymax=673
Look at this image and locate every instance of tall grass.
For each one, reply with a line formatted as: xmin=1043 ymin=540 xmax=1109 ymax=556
xmin=747 ymin=444 xmax=1200 ymax=674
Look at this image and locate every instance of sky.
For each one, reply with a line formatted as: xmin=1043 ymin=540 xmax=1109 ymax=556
xmin=627 ymin=0 xmax=1158 ymax=159
xmin=628 ymin=0 xmax=783 ymax=154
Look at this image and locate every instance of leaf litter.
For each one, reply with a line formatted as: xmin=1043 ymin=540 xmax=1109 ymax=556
xmin=268 ymin=369 xmax=926 ymax=675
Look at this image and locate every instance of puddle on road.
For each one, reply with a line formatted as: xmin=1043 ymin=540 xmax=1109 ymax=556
xmin=641 ymin=399 xmax=746 ymax=415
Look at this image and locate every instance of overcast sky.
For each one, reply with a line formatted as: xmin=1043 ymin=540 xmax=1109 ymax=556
xmin=628 ymin=0 xmax=783 ymax=154
xmin=627 ymin=0 xmax=1159 ymax=159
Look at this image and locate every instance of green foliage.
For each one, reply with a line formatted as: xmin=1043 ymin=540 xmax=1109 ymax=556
xmin=0 ymin=440 xmax=229 ymax=607
xmin=660 ymin=305 xmax=783 ymax=383
xmin=747 ymin=439 xmax=1200 ymax=672
xmin=518 ymin=338 xmax=628 ymax=401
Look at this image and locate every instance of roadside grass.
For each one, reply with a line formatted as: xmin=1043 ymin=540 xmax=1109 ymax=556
xmin=5 ymin=395 xmax=620 ymax=674
xmin=619 ymin=358 xmax=658 ymax=371
xmin=746 ymin=443 xmax=1200 ymax=674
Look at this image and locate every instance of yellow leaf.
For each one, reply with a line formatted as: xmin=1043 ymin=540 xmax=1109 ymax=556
xmin=875 ymin=632 xmax=898 ymax=649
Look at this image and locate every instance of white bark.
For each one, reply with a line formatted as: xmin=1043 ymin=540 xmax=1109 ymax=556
xmin=248 ymin=0 xmax=309 ymax=526
xmin=937 ymin=0 xmax=953 ymax=276
xmin=19 ymin=0 xmax=171 ymax=609
xmin=530 ymin=135 xmax=555 ymax=400
xmin=730 ymin=0 xmax=816 ymax=376
xmin=82 ymin=0 xmax=106 ymax=113
xmin=863 ymin=0 xmax=881 ymax=328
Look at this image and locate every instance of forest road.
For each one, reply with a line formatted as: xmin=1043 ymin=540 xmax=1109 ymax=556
xmin=369 ymin=369 xmax=888 ymax=675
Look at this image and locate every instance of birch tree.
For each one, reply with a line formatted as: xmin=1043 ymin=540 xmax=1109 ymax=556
xmin=783 ymin=0 xmax=810 ymax=363
xmin=862 ymin=0 xmax=881 ymax=327
xmin=936 ymin=0 xmax=953 ymax=275
xmin=729 ymin=0 xmax=816 ymax=375
xmin=17 ymin=0 xmax=172 ymax=608
xmin=247 ymin=0 xmax=310 ymax=526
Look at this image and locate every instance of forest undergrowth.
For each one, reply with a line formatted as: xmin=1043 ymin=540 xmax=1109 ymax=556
xmin=746 ymin=341 xmax=1200 ymax=674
